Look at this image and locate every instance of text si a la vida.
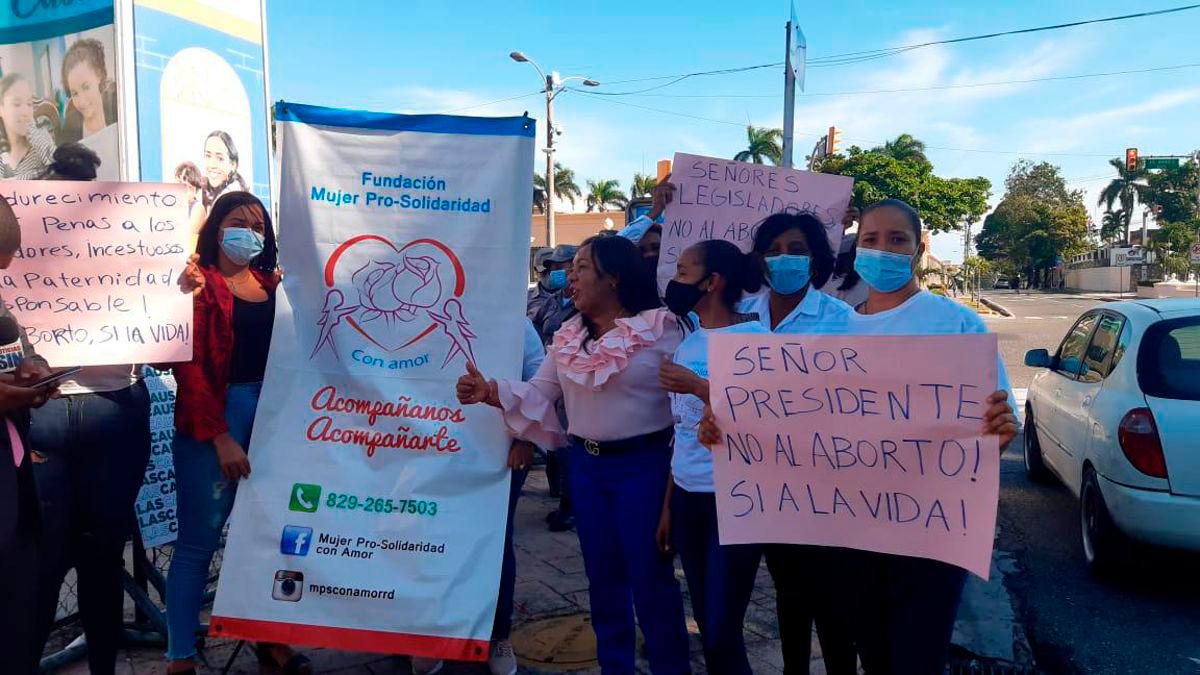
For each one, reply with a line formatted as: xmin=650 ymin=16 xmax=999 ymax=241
xmin=310 ymin=170 xmax=492 ymax=214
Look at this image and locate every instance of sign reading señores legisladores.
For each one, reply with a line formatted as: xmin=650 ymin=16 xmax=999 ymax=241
xmin=210 ymin=103 xmax=534 ymax=661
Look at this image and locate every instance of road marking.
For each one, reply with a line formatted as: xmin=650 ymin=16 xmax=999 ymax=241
xmin=1049 ymin=315 xmax=1070 ymax=319
xmin=1025 ymin=316 xmax=1043 ymax=320
xmin=1013 ymin=388 xmax=1028 ymax=410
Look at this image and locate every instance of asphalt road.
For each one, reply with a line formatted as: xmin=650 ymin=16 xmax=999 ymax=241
xmin=981 ymin=291 xmax=1200 ymax=675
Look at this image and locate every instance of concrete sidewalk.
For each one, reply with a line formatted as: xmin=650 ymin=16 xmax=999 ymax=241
xmin=53 ymin=468 xmax=1028 ymax=674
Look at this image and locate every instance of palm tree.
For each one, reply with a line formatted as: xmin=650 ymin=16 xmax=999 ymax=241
xmin=1099 ymin=209 xmax=1126 ymax=244
xmin=872 ymin=133 xmax=928 ymax=164
xmin=1097 ymin=158 xmax=1149 ymax=245
xmin=630 ymin=172 xmax=658 ymax=199
xmin=534 ymin=162 xmax=583 ymax=210
xmin=734 ymin=125 xmax=783 ymax=165
xmin=586 ymin=179 xmax=628 ymax=212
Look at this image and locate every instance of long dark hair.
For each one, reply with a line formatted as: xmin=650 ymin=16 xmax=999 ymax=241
xmin=196 ymin=191 xmax=277 ymax=274
xmin=751 ymin=211 xmax=836 ymax=289
xmin=0 ymin=74 xmax=27 ymax=153
xmin=578 ymin=234 xmax=660 ymax=341
xmin=202 ymin=130 xmax=249 ymax=207
xmin=691 ymin=239 xmax=762 ymax=309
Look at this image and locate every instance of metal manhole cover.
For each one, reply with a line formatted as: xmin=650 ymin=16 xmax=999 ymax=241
xmin=510 ymin=614 xmax=600 ymax=670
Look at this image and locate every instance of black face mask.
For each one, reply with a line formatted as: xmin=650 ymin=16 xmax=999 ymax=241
xmin=664 ymin=277 xmax=708 ymax=317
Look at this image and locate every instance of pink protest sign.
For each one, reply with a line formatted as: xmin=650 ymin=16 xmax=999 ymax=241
xmin=1 ymin=180 xmax=192 ymax=367
xmin=708 ymin=332 xmax=1000 ymax=578
xmin=657 ymin=153 xmax=853 ymax=290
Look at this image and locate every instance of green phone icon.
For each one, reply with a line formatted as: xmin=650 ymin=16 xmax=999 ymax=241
xmin=289 ymin=483 xmax=322 ymax=513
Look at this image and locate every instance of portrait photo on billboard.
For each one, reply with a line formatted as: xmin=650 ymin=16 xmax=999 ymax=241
xmin=0 ymin=21 xmax=119 ymax=181
xmin=133 ymin=0 xmax=271 ymax=246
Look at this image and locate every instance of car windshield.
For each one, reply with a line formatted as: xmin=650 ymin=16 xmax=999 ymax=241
xmin=1139 ymin=317 xmax=1200 ymax=401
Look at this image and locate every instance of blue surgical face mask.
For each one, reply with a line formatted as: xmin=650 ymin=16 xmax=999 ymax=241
xmin=766 ymin=254 xmax=811 ymax=295
xmin=547 ymin=268 xmax=568 ymax=291
xmin=221 ymin=227 xmax=264 ymax=266
xmin=854 ymin=247 xmax=914 ymax=292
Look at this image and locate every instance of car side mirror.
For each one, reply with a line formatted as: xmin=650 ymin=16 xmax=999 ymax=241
xmin=1024 ymin=348 xmax=1052 ymax=368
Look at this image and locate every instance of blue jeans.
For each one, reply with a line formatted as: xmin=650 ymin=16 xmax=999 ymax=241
xmin=569 ymin=440 xmax=690 ymax=675
xmin=30 ymin=383 xmax=152 ymax=675
xmin=165 ymin=383 xmax=261 ymax=660
xmin=492 ymin=467 xmax=527 ymax=641
xmin=670 ymin=486 xmax=761 ymax=675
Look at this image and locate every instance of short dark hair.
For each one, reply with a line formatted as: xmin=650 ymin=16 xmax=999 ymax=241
xmin=0 ymin=199 xmax=20 ymax=254
xmin=174 ymin=161 xmax=203 ymax=189
xmin=196 ymin=191 xmax=277 ymax=274
xmin=863 ymin=198 xmax=922 ymax=239
xmin=47 ymin=143 xmax=101 ymax=181
xmin=751 ymin=211 xmax=836 ymax=289
xmin=578 ymin=234 xmax=661 ymax=340
xmin=689 ymin=239 xmax=762 ymax=309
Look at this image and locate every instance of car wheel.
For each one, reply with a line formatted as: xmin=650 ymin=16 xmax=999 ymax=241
xmin=1023 ymin=405 xmax=1052 ymax=482
xmin=1081 ymin=467 xmax=1123 ymax=576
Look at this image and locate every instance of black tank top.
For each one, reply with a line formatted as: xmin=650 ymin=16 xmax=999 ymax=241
xmin=230 ymin=293 xmax=276 ymax=384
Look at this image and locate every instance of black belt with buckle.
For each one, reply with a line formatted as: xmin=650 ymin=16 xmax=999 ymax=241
xmin=570 ymin=427 xmax=673 ymax=456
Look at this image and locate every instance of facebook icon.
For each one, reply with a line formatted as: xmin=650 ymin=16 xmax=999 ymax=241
xmin=280 ymin=525 xmax=313 ymax=556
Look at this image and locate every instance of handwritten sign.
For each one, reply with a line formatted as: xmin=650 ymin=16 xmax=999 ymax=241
xmin=658 ymin=153 xmax=853 ymax=289
xmin=708 ymin=333 xmax=1000 ymax=578
xmin=0 ymin=181 xmax=192 ymax=366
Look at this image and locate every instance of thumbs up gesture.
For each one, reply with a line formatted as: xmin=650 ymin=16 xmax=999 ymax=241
xmin=456 ymin=360 xmax=494 ymax=405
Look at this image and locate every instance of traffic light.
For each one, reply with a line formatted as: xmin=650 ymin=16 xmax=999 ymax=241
xmin=1126 ymin=148 xmax=1138 ymax=172
xmin=828 ymin=126 xmax=843 ymax=155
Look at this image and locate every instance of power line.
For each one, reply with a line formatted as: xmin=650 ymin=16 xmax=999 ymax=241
xmin=588 ymin=4 xmax=1200 ymax=91
xmin=435 ymin=91 xmax=543 ymax=114
xmin=577 ymin=62 xmax=1200 ymax=99
xmin=571 ymin=90 xmax=1116 ymax=158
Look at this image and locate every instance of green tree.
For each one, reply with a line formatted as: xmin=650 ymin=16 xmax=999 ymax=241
xmin=817 ymin=146 xmax=990 ymax=233
xmin=1142 ymin=157 xmax=1199 ymax=224
xmin=1099 ymin=209 xmax=1126 ymax=244
xmin=630 ymin=172 xmax=658 ymax=199
xmin=977 ymin=160 xmax=1089 ymax=285
xmin=585 ymin=179 xmax=628 ymax=212
xmin=1097 ymin=157 xmax=1150 ymax=244
xmin=734 ymin=125 xmax=783 ymax=165
xmin=872 ymin=133 xmax=929 ymax=166
xmin=534 ymin=163 xmax=583 ymax=212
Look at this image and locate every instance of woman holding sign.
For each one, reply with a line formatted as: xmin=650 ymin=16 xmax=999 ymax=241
xmin=838 ymin=199 xmax=1017 ymax=675
xmin=655 ymin=239 xmax=769 ymax=674
xmin=164 ymin=192 xmax=309 ymax=675
xmin=457 ymin=235 xmax=692 ymax=674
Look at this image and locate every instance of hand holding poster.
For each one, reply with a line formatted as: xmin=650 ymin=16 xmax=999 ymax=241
xmin=657 ymin=153 xmax=853 ymax=289
xmin=1 ymin=180 xmax=192 ymax=366
xmin=708 ymin=333 xmax=1000 ymax=578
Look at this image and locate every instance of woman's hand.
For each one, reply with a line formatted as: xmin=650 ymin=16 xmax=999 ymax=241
xmin=648 ymin=173 xmax=677 ymax=221
xmin=655 ymin=500 xmax=672 ymax=555
xmin=658 ymin=360 xmax=708 ymax=401
xmin=178 ymin=254 xmax=205 ymax=295
xmin=698 ymin=404 xmax=722 ymax=448
xmin=508 ymin=440 xmax=535 ymax=471
xmin=0 ymin=381 xmax=44 ymax=413
xmin=982 ymin=390 xmax=1018 ymax=452
xmin=214 ymin=433 xmax=251 ymax=481
xmin=456 ymin=361 xmax=497 ymax=406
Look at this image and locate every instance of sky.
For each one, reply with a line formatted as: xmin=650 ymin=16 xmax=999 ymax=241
xmin=266 ymin=1 xmax=1200 ymax=263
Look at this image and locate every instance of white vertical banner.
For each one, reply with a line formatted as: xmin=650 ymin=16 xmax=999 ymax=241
xmin=210 ymin=102 xmax=534 ymax=660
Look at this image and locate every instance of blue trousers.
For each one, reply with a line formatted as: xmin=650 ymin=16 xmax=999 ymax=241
xmin=165 ymin=383 xmax=261 ymax=660
xmin=569 ymin=440 xmax=690 ymax=675
xmin=670 ymin=486 xmax=760 ymax=675
xmin=492 ymin=466 xmax=527 ymax=641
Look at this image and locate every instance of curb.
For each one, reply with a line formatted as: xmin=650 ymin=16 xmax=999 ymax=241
xmin=979 ymin=297 xmax=1013 ymax=317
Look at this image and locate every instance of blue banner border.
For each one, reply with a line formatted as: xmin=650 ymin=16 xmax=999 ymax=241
xmin=275 ymin=101 xmax=536 ymax=138
xmin=0 ymin=7 xmax=114 ymax=45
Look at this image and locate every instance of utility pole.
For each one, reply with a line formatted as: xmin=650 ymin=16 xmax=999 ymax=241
xmin=782 ymin=20 xmax=796 ymax=168
xmin=510 ymin=52 xmax=599 ymax=248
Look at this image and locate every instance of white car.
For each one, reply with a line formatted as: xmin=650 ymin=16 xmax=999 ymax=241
xmin=1023 ymin=298 xmax=1200 ymax=573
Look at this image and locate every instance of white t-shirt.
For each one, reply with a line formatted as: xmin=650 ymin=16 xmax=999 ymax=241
xmin=60 ymin=364 xmax=141 ymax=396
xmin=670 ymin=319 xmax=771 ymax=493
xmin=848 ymin=290 xmax=1018 ymax=422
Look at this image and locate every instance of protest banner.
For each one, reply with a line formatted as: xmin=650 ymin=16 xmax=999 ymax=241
xmin=0 ymin=180 xmax=192 ymax=366
xmin=708 ymin=333 xmax=1000 ymax=578
xmin=209 ymin=102 xmax=534 ymax=660
xmin=657 ymin=152 xmax=853 ymax=289
xmin=135 ymin=366 xmax=178 ymax=547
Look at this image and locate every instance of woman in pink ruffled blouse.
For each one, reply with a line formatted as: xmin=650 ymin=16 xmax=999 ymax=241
xmin=458 ymin=235 xmax=691 ymax=674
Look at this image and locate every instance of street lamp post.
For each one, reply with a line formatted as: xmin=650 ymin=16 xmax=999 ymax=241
xmin=510 ymin=51 xmax=598 ymax=247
